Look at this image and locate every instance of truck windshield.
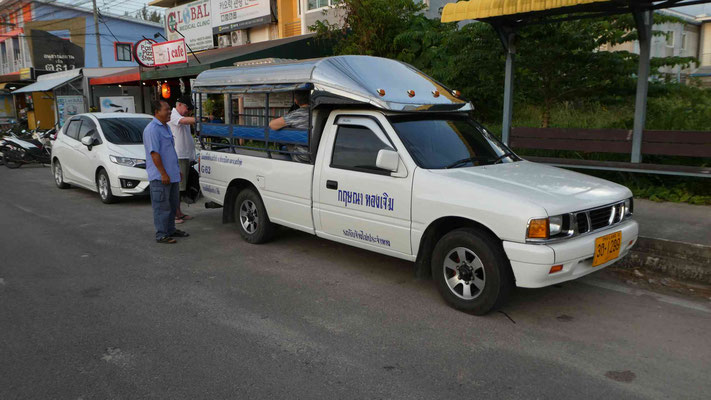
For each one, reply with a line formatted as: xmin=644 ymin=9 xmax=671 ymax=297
xmin=388 ymin=115 xmax=519 ymax=169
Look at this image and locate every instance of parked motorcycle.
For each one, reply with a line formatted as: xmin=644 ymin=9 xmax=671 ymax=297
xmin=1 ymin=122 xmax=55 ymax=169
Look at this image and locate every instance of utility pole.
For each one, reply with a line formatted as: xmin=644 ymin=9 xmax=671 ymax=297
xmin=92 ymin=0 xmax=103 ymax=67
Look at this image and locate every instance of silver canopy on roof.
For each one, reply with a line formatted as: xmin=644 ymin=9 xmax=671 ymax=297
xmin=192 ymin=56 xmax=472 ymax=112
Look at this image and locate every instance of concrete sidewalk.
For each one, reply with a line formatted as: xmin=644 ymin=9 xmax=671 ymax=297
xmin=620 ymin=199 xmax=711 ymax=284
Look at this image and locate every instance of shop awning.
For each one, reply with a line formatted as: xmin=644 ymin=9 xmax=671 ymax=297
xmin=89 ymin=68 xmax=141 ymax=85
xmin=140 ymin=34 xmax=331 ymax=81
xmin=12 ymin=69 xmax=82 ymax=93
xmin=0 ymin=28 xmax=24 ymax=44
xmin=442 ymin=0 xmax=612 ymax=21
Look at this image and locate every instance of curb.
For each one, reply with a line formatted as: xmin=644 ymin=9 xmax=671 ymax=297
xmin=616 ymin=237 xmax=711 ymax=284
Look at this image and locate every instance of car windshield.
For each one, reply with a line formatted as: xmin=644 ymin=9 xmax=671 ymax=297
xmin=388 ymin=115 xmax=520 ymax=169
xmin=98 ymin=118 xmax=152 ymax=144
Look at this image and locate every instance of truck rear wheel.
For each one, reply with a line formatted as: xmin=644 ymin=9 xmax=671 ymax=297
xmin=234 ymin=188 xmax=275 ymax=244
xmin=432 ymin=228 xmax=513 ymax=315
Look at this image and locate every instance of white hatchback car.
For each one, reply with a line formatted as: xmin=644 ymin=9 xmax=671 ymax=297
xmin=51 ymin=113 xmax=153 ymax=203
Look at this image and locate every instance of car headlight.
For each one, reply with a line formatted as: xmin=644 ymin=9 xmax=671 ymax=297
xmin=109 ymin=155 xmax=145 ymax=168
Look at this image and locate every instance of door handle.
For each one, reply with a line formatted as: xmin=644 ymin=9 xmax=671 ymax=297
xmin=326 ymin=180 xmax=338 ymax=190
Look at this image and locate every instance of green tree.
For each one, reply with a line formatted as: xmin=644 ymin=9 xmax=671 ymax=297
xmin=309 ymin=0 xmax=426 ymax=58
xmin=136 ymin=5 xmax=163 ymax=24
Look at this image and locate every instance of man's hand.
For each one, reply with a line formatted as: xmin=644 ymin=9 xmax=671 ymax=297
xmin=161 ymin=173 xmax=170 ymax=185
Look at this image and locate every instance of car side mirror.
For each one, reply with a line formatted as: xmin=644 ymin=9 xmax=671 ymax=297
xmin=80 ymin=135 xmax=97 ymax=150
xmin=376 ymin=149 xmax=399 ymax=172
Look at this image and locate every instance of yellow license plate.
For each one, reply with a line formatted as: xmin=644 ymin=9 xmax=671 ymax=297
xmin=592 ymin=231 xmax=622 ymax=267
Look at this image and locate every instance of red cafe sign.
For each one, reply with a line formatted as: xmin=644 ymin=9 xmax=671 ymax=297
xmin=152 ymin=39 xmax=188 ymax=67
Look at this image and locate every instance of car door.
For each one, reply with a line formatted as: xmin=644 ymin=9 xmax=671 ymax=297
xmin=316 ymin=114 xmax=413 ymax=256
xmin=68 ymin=116 xmax=101 ymax=187
xmin=57 ymin=118 xmax=83 ymax=182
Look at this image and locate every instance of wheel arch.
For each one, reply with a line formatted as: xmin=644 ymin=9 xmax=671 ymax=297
xmin=413 ymin=216 xmax=504 ymax=279
xmin=222 ymin=178 xmax=260 ymax=224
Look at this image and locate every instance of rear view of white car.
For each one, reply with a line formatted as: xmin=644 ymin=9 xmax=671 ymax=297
xmin=51 ymin=113 xmax=152 ymax=203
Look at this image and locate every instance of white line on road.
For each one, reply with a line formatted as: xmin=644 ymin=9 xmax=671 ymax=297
xmin=580 ymin=278 xmax=711 ymax=314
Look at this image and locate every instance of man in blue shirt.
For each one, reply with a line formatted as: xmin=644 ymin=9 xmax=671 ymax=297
xmin=144 ymin=100 xmax=189 ymax=243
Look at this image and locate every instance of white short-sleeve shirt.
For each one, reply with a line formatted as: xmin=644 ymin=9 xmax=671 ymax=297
xmin=168 ymin=108 xmax=196 ymax=161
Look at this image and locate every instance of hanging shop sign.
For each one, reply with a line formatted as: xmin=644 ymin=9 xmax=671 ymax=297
xmin=166 ymin=0 xmax=213 ymax=51
xmin=135 ymin=38 xmax=157 ymax=67
xmin=100 ymin=96 xmax=136 ymax=113
xmin=211 ymin=0 xmax=273 ymax=35
xmin=56 ymin=95 xmax=84 ymax=126
xmin=153 ymin=39 xmax=188 ymax=67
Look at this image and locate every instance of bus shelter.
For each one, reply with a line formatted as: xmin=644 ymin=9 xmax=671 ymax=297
xmin=441 ymin=0 xmax=710 ymax=164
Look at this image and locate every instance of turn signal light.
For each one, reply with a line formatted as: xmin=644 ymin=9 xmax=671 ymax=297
xmin=407 ymin=90 xmax=416 ymax=97
xmin=527 ymin=218 xmax=549 ymax=239
xmin=376 ymin=88 xmax=386 ymax=96
xmin=549 ymin=265 xmax=563 ymax=274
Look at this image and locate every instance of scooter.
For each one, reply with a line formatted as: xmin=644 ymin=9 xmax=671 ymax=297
xmin=1 ymin=123 xmax=54 ymax=168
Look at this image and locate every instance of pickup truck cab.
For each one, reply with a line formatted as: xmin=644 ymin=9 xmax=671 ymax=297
xmin=194 ymin=56 xmax=638 ymax=315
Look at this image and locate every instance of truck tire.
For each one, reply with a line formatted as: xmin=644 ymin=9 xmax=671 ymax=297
xmin=432 ymin=228 xmax=513 ymax=315
xmin=234 ymin=188 xmax=275 ymax=244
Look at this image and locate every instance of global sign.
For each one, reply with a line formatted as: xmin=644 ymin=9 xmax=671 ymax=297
xmin=166 ymin=0 xmax=213 ymax=52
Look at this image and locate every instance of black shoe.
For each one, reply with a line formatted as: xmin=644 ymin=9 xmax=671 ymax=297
xmin=156 ymin=236 xmax=177 ymax=244
xmin=170 ymin=229 xmax=190 ymax=238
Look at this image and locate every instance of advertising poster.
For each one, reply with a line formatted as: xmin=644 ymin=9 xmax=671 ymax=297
xmin=166 ymin=0 xmax=213 ymax=52
xmin=30 ymin=30 xmax=84 ymax=72
xmin=56 ymin=96 xmax=84 ymax=126
xmin=100 ymin=97 xmax=136 ymax=113
xmin=211 ymin=0 xmax=272 ymax=35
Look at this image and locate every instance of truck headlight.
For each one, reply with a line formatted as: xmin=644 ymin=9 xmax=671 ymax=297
xmin=549 ymin=215 xmax=563 ymax=236
xmin=623 ymin=198 xmax=633 ymax=217
xmin=109 ymin=155 xmax=145 ymax=168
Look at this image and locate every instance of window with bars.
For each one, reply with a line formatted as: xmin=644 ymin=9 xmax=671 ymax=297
xmin=115 ymin=42 xmax=132 ymax=62
xmin=307 ymin=0 xmax=333 ymax=11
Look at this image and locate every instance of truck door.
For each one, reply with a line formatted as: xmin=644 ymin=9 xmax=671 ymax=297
xmin=316 ymin=115 xmax=412 ymax=256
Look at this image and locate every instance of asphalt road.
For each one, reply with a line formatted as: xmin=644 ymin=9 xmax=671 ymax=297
xmin=1 ymin=166 xmax=710 ymax=400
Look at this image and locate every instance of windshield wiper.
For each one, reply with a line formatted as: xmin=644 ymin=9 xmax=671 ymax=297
xmin=445 ymin=156 xmax=488 ymax=169
xmin=489 ymin=151 xmax=517 ymax=165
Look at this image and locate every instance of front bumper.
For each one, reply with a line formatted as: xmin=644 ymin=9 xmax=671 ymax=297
xmin=503 ymin=219 xmax=639 ymax=288
xmin=109 ymin=164 xmax=149 ymax=197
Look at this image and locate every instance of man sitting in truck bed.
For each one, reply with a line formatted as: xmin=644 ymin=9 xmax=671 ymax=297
xmin=268 ymin=91 xmax=310 ymax=163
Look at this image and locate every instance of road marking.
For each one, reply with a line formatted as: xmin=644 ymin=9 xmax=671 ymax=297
xmin=13 ymin=204 xmax=58 ymax=222
xmin=580 ymin=278 xmax=711 ymax=314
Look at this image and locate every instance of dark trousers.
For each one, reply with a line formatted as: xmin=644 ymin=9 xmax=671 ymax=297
xmin=150 ymin=180 xmax=179 ymax=240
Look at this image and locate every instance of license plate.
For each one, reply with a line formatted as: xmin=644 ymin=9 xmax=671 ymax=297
xmin=592 ymin=231 xmax=622 ymax=267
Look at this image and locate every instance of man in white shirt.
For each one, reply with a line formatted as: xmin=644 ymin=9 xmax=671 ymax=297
xmin=168 ymin=94 xmax=196 ymax=223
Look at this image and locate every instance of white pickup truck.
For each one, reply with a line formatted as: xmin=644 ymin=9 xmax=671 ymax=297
xmin=194 ymin=56 xmax=638 ymax=315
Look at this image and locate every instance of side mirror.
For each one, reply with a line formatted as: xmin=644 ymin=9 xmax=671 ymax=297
xmin=81 ymin=136 xmax=94 ymax=147
xmin=376 ymin=149 xmax=399 ymax=172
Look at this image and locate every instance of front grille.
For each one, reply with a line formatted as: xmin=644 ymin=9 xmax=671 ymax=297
xmin=589 ymin=206 xmax=613 ymax=230
xmin=576 ymin=213 xmax=589 ymax=233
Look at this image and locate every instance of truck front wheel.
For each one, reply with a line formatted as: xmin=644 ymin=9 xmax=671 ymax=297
xmin=432 ymin=228 xmax=513 ymax=315
xmin=234 ymin=188 xmax=275 ymax=244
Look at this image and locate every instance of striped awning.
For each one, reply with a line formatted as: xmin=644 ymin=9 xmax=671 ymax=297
xmin=441 ymin=0 xmax=610 ymax=22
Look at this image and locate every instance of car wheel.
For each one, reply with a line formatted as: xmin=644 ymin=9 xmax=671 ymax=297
xmin=234 ymin=188 xmax=274 ymax=244
xmin=53 ymin=160 xmax=70 ymax=189
xmin=432 ymin=228 xmax=513 ymax=315
xmin=97 ymin=169 xmax=116 ymax=204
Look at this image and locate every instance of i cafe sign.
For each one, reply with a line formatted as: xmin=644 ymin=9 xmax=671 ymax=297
xmin=134 ymin=38 xmax=157 ymax=67
xmin=152 ymin=39 xmax=188 ymax=67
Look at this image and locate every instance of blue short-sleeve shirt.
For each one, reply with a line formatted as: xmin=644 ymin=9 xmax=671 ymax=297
xmin=143 ymin=117 xmax=181 ymax=183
